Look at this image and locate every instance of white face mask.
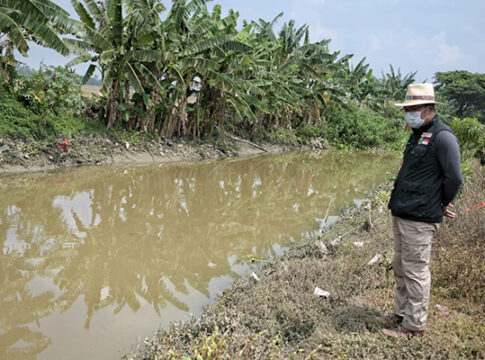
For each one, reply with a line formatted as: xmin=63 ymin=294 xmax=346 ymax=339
xmin=405 ymin=111 xmax=425 ymax=129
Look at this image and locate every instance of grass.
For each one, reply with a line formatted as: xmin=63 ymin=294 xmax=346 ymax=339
xmin=123 ymin=161 xmax=485 ymax=360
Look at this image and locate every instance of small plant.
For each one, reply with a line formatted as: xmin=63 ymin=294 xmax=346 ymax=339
xmin=192 ymin=326 xmax=229 ymax=360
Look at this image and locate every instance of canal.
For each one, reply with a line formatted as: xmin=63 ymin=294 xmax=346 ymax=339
xmin=0 ymin=150 xmax=399 ymax=359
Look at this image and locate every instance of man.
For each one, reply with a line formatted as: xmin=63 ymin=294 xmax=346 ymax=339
xmin=382 ymin=83 xmax=463 ymax=338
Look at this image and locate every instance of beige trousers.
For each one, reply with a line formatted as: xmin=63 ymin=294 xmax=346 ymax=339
xmin=392 ymin=216 xmax=440 ymax=331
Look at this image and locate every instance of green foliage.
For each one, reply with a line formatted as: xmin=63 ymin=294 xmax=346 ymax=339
xmin=265 ymin=127 xmax=300 ymax=145
xmin=15 ymin=64 xmax=36 ymax=77
xmin=378 ymin=65 xmax=416 ymax=101
xmin=373 ymin=66 xmax=417 ymax=118
xmin=17 ymin=65 xmax=86 ymax=119
xmin=0 ymin=91 xmax=42 ymax=137
xmin=0 ymin=0 xmax=72 ymax=85
xmin=324 ymin=104 xmax=407 ymax=150
xmin=434 ymin=92 xmax=459 ymax=124
xmin=296 ymin=124 xmax=325 ymax=142
xmin=0 ymin=78 xmax=102 ymax=138
xmin=435 ymin=71 xmax=485 ymax=124
xmin=61 ymin=0 xmax=392 ymax=139
xmin=448 ymin=117 xmax=485 ymax=163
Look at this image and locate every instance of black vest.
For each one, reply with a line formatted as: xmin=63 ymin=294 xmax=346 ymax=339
xmin=389 ymin=117 xmax=452 ymax=223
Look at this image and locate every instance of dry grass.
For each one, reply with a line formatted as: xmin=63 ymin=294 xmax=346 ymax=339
xmin=432 ymin=160 xmax=485 ymax=305
xmin=124 ymin=163 xmax=485 ymax=360
xmin=81 ymin=85 xmax=102 ymax=97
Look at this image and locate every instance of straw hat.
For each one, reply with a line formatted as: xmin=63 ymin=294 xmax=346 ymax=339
xmin=395 ymin=83 xmax=441 ymax=107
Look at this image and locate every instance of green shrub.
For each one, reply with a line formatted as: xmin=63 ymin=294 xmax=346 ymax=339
xmin=449 ymin=117 xmax=485 ymax=163
xmin=0 ymin=92 xmax=104 ymax=139
xmin=295 ymin=124 xmax=325 ymax=140
xmin=324 ymin=104 xmax=406 ymax=150
xmin=0 ymin=92 xmax=42 ymax=137
xmin=0 ymin=67 xmax=107 ymax=138
xmin=266 ymin=127 xmax=299 ymax=145
xmin=17 ymin=65 xmax=86 ymax=120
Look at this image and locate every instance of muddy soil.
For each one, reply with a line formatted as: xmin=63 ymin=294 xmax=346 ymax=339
xmin=0 ymin=135 xmax=325 ymax=175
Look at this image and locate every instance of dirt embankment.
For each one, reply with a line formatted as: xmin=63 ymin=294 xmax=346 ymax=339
xmin=0 ymin=135 xmax=327 ymax=175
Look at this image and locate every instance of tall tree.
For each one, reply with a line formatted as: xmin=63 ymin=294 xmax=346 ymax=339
xmin=435 ymin=71 xmax=485 ymax=123
xmin=66 ymin=0 xmax=165 ymax=128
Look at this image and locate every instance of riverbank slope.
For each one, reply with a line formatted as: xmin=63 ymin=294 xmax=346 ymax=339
xmin=124 ymin=161 xmax=484 ymax=359
xmin=0 ymin=134 xmax=321 ymax=175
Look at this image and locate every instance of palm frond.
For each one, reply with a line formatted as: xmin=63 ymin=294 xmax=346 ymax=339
xmin=63 ymin=38 xmax=91 ymax=55
xmin=186 ymin=0 xmax=212 ymax=14
xmin=179 ymin=34 xmax=232 ymax=57
xmin=82 ymin=63 xmax=97 ymax=84
xmin=9 ymin=11 xmax=69 ymax=55
xmin=84 ymin=0 xmax=106 ymax=25
xmin=125 ymin=62 xmax=144 ymax=93
xmin=0 ymin=11 xmax=28 ymax=53
xmin=71 ymin=0 xmax=95 ymax=29
xmin=108 ymin=0 xmax=122 ymax=46
xmin=0 ymin=0 xmax=46 ymax=24
xmin=65 ymin=54 xmax=92 ymax=67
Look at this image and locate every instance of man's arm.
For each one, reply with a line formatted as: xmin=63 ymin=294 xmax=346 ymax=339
xmin=435 ymin=131 xmax=463 ymax=212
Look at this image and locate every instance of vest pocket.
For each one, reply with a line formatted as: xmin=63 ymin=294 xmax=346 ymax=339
xmin=390 ymin=181 xmax=429 ymax=218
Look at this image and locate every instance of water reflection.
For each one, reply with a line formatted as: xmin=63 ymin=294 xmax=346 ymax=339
xmin=0 ymin=151 xmax=399 ymax=359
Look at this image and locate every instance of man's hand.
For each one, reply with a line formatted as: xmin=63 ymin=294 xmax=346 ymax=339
xmin=443 ymin=204 xmax=457 ymax=219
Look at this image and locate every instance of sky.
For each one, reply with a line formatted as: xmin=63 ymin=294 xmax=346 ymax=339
xmin=20 ymin=0 xmax=485 ymax=82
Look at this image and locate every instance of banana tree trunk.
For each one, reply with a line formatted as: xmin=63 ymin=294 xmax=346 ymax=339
xmin=106 ymin=79 xmax=121 ymax=129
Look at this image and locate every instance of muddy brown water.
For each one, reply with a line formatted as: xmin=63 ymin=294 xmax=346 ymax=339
xmin=0 ymin=150 xmax=399 ymax=359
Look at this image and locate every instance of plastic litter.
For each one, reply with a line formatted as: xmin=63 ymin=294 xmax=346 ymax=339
xmin=251 ymin=272 xmax=260 ymax=282
xmin=313 ymin=287 xmax=330 ymax=298
xmin=367 ymin=254 xmax=381 ymax=266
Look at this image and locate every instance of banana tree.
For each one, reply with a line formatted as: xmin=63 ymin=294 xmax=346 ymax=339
xmin=66 ymin=0 xmax=164 ymax=128
xmin=0 ymin=0 xmax=72 ymax=83
xmin=155 ymin=1 xmax=254 ymax=139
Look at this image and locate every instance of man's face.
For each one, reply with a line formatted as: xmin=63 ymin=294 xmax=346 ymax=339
xmin=403 ymin=104 xmax=427 ymax=113
xmin=403 ymin=104 xmax=431 ymax=120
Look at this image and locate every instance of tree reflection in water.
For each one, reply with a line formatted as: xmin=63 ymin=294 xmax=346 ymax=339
xmin=0 ymin=151 xmax=398 ymax=359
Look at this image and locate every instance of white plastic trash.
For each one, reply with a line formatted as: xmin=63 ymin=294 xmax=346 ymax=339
xmin=313 ymin=287 xmax=330 ymax=298
xmin=367 ymin=254 xmax=381 ymax=266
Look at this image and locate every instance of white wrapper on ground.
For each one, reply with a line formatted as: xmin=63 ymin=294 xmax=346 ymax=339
xmin=313 ymin=287 xmax=330 ymax=298
xmin=251 ymin=272 xmax=260 ymax=282
xmin=353 ymin=242 xmax=364 ymax=248
xmin=367 ymin=254 xmax=381 ymax=266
